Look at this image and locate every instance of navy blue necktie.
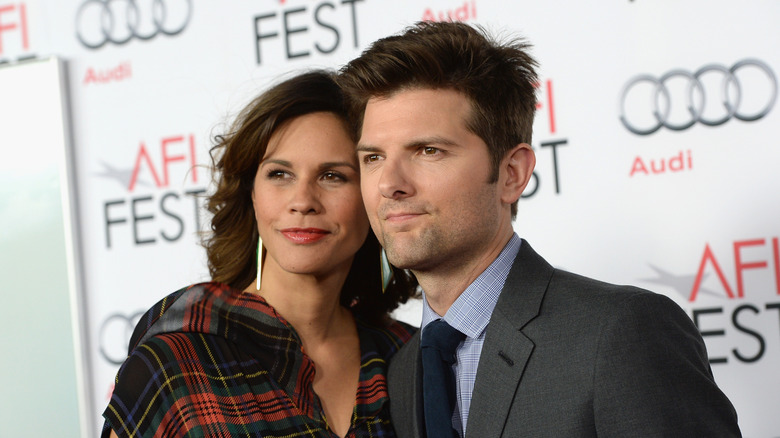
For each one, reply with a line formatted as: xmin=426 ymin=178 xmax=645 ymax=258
xmin=421 ymin=319 xmax=466 ymax=438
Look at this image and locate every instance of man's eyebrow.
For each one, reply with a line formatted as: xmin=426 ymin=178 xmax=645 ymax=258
xmin=356 ymin=144 xmax=381 ymax=153
xmin=356 ymin=136 xmax=459 ymax=153
xmin=410 ymin=136 xmax=459 ymax=148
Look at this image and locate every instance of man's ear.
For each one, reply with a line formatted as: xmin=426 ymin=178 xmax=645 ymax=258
xmin=500 ymin=143 xmax=536 ymax=205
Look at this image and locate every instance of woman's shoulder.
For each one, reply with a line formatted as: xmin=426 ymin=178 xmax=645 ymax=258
xmin=126 ymin=281 xmax=241 ymax=354
xmin=103 ymin=328 xmax=252 ymax=438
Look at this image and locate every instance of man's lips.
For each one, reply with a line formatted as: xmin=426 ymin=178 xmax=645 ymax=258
xmin=280 ymin=228 xmax=330 ymax=244
xmin=383 ymin=212 xmax=424 ymax=223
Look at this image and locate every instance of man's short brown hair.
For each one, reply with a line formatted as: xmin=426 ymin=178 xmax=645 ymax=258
xmin=339 ymin=21 xmax=539 ymax=206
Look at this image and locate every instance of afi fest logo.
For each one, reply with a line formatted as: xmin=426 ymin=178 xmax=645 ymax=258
xmin=622 ymin=59 xmax=777 ymax=178
xmin=644 ymin=237 xmax=780 ymax=365
xmin=97 ymin=134 xmax=207 ymax=249
xmin=75 ymin=0 xmax=192 ymax=49
xmin=523 ymin=78 xmax=569 ymax=199
xmin=254 ymin=0 xmax=364 ymax=65
xmin=420 ymin=7 xmax=569 ymax=199
xmin=0 ymin=2 xmax=32 ymax=62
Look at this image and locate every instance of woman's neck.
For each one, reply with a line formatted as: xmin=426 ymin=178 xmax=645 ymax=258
xmin=247 ymin=259 xmax=353 ymax=346
xmin=243 ymin=256 xmax=361 ymax=437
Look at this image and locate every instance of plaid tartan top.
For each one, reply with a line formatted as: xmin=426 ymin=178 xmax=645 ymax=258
xmin=102 ymin=282 xmax=416 ymax=438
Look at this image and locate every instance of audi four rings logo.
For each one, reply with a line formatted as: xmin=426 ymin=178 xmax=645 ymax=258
xmin=619 ymin=59 xmax=777 ymax=135
xmin=99 ymin=311 xmax=145 ymax=364
xmin=76 ymin=0 xmax=192 ymax=49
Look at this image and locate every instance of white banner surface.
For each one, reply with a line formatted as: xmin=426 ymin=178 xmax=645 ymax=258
xmin=2 ymin=1 xmax=777 ymax=436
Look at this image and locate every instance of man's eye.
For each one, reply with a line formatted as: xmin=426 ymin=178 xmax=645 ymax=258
xmin=421 ymin=147 xmax=439 ymax=155
xmin=363 ymin=154 xmax=381 ymax=163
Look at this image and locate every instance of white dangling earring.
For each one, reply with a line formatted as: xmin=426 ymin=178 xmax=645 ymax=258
xmin=256 ymin=236 xmax=264 ymax=291
xmin=380 ymin=248 xmax=393 ymax=294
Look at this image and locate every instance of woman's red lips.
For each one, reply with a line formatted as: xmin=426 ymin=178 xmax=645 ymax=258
xmin=280 ymin=228 xmax=330 ymax=244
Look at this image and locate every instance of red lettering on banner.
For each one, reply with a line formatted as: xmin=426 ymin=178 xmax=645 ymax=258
xmin=0 ymin=3 xmax=29 ymax=54
xmin=189 ymin=134 xmax=198 ymax=183
xmin=162 ymin=136 xmax=186 ymax=187
xmin=630 ymin=157 xmax=648 ymax=175
xmin=128 ymin=135 xmax=198 ymax=192
xmin=734 ymin=239 xmax=769 ymax=298
xmin=83 ymin=62 xmax=132 ymax=85
xmin=534 ymin=79 xmax=556 ymax=134
xmin=629 ymin=150 xmax=692 ymax=177
xmin=161 ymin=136 xmax=198 ymax=187
xmin=690 ymin=244 xmax=735 ymax=302
xmin=774 ymin=238 xmax=780 ymax=295
xmin=421 ymin=1 xmax=476 ymax=22
xmin=690 ymin=238 xmax=780 ymax=301
xmin=129 ymin=143 xmax=162 ymax=191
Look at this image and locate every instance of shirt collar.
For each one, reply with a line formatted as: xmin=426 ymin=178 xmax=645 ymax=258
xmin=421 ymin=234 xmax=522 ymax=339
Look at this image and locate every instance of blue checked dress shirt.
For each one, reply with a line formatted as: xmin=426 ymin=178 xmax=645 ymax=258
xmin=420 ymin=234 xmax=521 ymax=437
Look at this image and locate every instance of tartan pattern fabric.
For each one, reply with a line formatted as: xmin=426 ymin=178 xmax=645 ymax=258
xmin=102 ymin=282 xmax=416 ymax=438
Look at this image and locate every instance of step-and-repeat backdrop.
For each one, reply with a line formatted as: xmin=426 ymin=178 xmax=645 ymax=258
xmin=2 ymin=1 xmax=778 ymax=435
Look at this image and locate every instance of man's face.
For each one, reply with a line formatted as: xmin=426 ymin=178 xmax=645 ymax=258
xmin=357 ymin=88 xmax=506 ymax=274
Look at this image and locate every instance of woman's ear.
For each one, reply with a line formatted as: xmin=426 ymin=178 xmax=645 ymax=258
xmin=500 ymin=143 xmax=536 ymax=205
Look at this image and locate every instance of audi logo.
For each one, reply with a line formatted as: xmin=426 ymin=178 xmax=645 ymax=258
xmin=99 ymin=310 xmax=145 ymax=365
xmin=76 ymin=0 xmax=192 ymax=50
xmin=619 ymin=59 xmax=777 ymax=135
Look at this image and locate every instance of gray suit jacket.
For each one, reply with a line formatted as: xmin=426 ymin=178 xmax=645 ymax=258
xmin=388 ymin=240 xmax=740 ymax=437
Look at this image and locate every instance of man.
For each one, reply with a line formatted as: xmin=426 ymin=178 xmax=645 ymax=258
xmin=339 ymin=21 xmax=741 ymax=438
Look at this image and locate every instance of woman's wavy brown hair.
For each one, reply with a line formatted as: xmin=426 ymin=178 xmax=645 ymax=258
xmin=205 ymin=70 xmax=416 ymax=324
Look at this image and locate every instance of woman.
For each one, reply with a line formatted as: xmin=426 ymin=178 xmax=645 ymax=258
xmin=102 ymin=71 xmax=417 ymax=437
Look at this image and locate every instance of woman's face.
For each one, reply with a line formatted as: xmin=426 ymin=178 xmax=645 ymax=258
xmin=251 ymin=111 xmax=369 ymax=279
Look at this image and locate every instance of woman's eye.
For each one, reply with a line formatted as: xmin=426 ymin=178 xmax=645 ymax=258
xmin=266 ymin=170 xmax=288 ymax=179
xmin=322 ymin=171 xmax=346 ymax=182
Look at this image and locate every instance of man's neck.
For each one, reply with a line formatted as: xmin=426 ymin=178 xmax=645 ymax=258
xmin=416 ymin=229 xmax=514 ymax=316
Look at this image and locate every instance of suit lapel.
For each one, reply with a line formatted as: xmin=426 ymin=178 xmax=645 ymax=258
xmin=389 ymin=331 xmax=424 ymax=438
xmin=465 ymin=240 xmax=553 ymax=438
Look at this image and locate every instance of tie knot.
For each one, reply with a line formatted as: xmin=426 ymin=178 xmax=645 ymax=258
xmin=421 ymin=319 xmax=465 ymax=364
